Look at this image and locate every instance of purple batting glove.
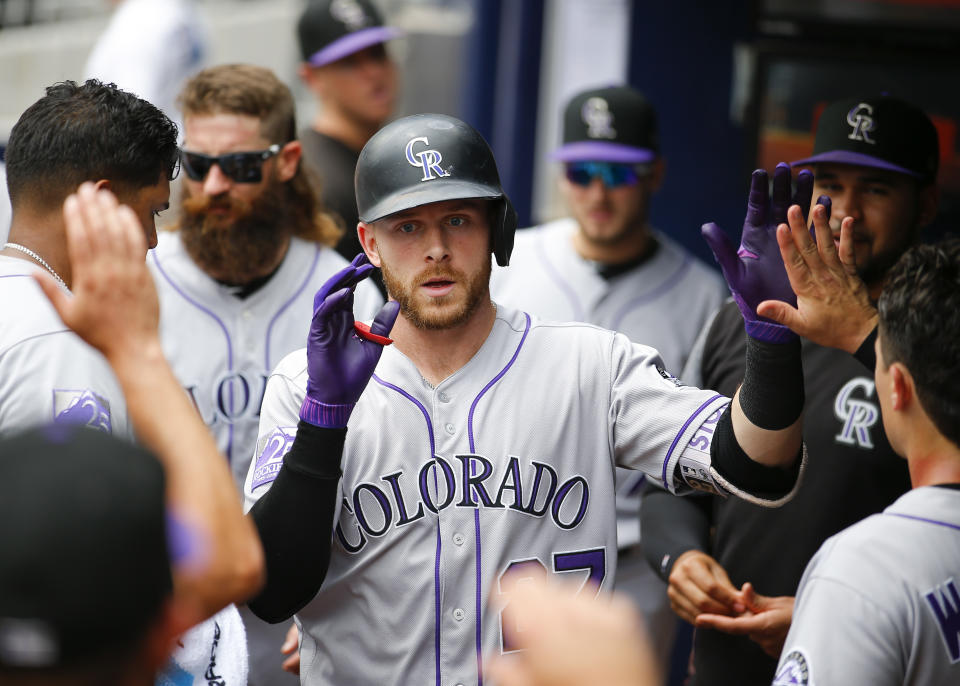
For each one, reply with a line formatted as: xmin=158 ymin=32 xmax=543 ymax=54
xmin=703 ymin=163 xmax=808 ymax=343
xmin=300 ymin=254 xmax=401 ymax=428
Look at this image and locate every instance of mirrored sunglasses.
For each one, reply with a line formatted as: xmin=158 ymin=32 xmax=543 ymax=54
xmin=180 ymin=144 xmax=281 ymax=183
xmin=564 ymin=161 xmax=649 ymax=188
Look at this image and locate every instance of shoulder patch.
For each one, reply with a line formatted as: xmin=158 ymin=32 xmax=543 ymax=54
xmin=251 ymin=427 xmax=297 ymax=490
xmin=656 ymin=365 xmax=684 ymax=387
xmin=774 ymin=648 xmax=812 ymax=686
xmin=53 ymin=389 xmax=112 ymax=433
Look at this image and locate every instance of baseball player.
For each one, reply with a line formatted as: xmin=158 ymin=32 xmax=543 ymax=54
xmin=641 ymin=95 xmax=938 ymax=685
xmin=18 ymin=182 xmax=264 ymax=684
xmin=0 ymin=79 xmax=177 ymax=437
xmin=764 ymin=211 xmax=960 ymax=685
xmin=147 ymin=64 xmax=382 ymax=685
xmin=244 ymin=113 xmax=810 ymax=686
xmin=490 ymin=85 xmax=725 ymax=666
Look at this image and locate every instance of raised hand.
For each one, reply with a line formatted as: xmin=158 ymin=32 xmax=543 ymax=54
xmin=300 ymin=254 xmax=400 ymax=427
xmin=702 ymin=163 xmax=813 ymax=343
xmin=757 ymin=203 xmax=877 ymax=354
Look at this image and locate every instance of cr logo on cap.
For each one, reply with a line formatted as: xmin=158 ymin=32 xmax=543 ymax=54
xmin=846 ymin=103 xmax=876 ymax=145
xmin=581 ymin=97 xmax=616 ymax=140
xmin=331 ymin=0 xmax=369 ymax=30
xmin=405 ymin=137 xmax=450 ymax=182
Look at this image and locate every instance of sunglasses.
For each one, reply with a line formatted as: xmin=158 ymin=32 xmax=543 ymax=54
xmin=180 ymin=144 xmax=281 ymax=183
xmin=564 ymin=161 xmax=649 ymax=188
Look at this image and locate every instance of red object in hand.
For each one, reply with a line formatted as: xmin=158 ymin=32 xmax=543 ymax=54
xmin=353 ymin=321 xmax=393 ymax=346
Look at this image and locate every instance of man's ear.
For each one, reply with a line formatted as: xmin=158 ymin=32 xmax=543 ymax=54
xmin=889 ymin=363 xmax=914 ymax=412
xmin=298 ymin=63 xmax=327 ymax=98
xmin=357 ymin=222 xmax=381 ymax=267
xmin=140 ymin=596 xmax=196 ymax=677
xmin=648 ymin=157 xmax=666 ymax=192
xmin=94 ymin=179 xmax=111 ymax=192
xmin=276 ymin=141 xmax=301 ymax=183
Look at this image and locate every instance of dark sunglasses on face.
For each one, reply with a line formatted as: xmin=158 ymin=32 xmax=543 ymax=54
xmin=180 ymin=144 xmax=281 ymax=183
xmin=564 ymin=161 xmax=650 ymax=188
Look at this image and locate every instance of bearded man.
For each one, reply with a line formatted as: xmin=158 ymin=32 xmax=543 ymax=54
xmin=147 ymin=63 xmax=382 ymax=686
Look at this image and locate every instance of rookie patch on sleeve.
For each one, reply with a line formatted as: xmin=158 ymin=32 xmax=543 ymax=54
xmin=773 ymin=648 xmax=812 ymax=686
xmin=251 ymin=426 xmax=297 ymax=490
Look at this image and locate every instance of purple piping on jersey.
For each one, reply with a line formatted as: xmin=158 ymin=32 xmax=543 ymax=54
xmin=150 ymin=252 xmax=236 ymax=462
xmin=371 ymin=373 xmax=440 ymax=686
xmin=661 ymin=394 xmax=725 ymax=486
xmin=610 ymin=252 xmax=693 ymax=332
xmin=263 ymin=246 xmax=322 ymax=370
xmin=536 ymin=238 xmax=585 ymax=321
xmin=466 ymin=312 xmax=532 ymax=686
xmin=885 ymin=512 xmax=960 ymax=532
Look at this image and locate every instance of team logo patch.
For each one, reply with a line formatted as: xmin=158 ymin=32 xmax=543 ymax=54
xmin=581 ymin=97 xmax=616 ymax=140
xmin=833 ymin=377 xmax=879 ymax=449
xmin=656 ymin=365 xmax=684 ymax=387
xmin=405 ymin=136 xmax=450 ymax=181
xmin=251 ymin=427 xmax=297 ymax=490
xmin=846 ymin=102 xmax=876 ymax=144
xmin=53 ymin=389 xmax=112 ymax=433
xmin=330 ymin=0 xmax=370 ymax=30
xmin=773 ymin=648 xmax=812 ymax=685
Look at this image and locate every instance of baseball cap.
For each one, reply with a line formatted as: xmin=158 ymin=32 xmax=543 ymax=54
xmin=0 ymin=426 xmax=171 ymax=669
xmin=552 ymin=85 xmax=659 ymax=164
xmin=298 ymin=0 xmax=402 ymax=68
xmin=792 ymin=96 xmax=939 ymax=183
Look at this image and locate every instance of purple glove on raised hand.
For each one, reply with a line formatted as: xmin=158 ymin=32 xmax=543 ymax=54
xmin=702 ymin=162 xmax=816 ymax=343
xmin=300 ymin=254 xmax=401 ymax=428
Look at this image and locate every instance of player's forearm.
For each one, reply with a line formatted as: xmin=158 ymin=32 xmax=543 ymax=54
xmin=640 ymin=487 xmax=713 ymax=582
xmin=109 ymin=343 xmax=265 ymax=618
xmin=248 ymin=421 xmax=343 ymax=623
xmin=731 ymin=335 xmax=803 ymax=468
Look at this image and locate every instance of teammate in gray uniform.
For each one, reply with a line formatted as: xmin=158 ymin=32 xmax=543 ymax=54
xmin=149 ymin=64 xmax=382 ymax=686
xmin=0 ymin=80 xmax=176 ymax=436
xmin=244 ymin=113 xmax=812 ymax=686
xmin=759 ymin=205 xmax=960 ymax=685
xmin=490 ymin=85 xmax=725 ymax=668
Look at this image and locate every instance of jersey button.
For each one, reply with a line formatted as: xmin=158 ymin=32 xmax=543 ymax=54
xmin=444 ymin=423 xmax=455 ymax=435
xmin=438 ymin=391 xmax=451 ymax=403
xmin=453 ymin=608 xmax=465 ymax=621
xmin=453 ymin=533 xmax=465 ymax=546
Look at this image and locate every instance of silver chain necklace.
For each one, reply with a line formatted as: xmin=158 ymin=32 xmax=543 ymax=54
xmin=3 ymin=242 xmax=68 ymax=289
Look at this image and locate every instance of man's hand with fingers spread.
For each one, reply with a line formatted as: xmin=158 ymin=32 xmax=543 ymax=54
xmin=666 ymin=550 xmax=744 ymax=625
xmin=35 ymin=182 xmax=161 ymax=367
xmin=757 ymin=201 xmax=878 ymax=354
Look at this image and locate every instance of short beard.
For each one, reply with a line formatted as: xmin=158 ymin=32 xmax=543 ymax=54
xmin=381 ymin=258 xmax=491 ymax=330
xmin=178 ymin=176 xmax=294 ymax=285
xmin=858 ymin=226 xmax=919 ymax=289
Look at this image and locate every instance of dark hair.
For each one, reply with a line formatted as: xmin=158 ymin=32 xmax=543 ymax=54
xmin=878 ymin=238 xmax=960 ymax=448
xmin=5 ymin=80 xmax=179 ymax=209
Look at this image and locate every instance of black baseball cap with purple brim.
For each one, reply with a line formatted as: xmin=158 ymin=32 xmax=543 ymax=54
xmin=552 ymin=86 xmax=659 ymax=164
xmin=792 ymin=96 xmax=939 ymax=183
xmin=298 ymin=0 xmax=402 ymax=68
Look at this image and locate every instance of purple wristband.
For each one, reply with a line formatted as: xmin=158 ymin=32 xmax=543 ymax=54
xmin=299 ymin=395 xmax=356 ymax=428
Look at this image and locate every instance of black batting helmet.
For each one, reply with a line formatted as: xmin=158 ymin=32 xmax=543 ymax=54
xmin=355 ymin=113 xmax=517 ymax=266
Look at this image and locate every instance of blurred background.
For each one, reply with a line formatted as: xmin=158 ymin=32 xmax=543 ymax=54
xmin=0 ymin=0 xmax=958 ymax=264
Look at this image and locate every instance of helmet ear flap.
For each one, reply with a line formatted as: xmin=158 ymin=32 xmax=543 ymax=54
xmin=493 ymin=197 xmax=517 ymax=267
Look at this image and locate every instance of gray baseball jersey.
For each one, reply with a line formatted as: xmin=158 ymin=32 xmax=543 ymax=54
xmin=0 ymin=257 xmax=130 ymax=437
xmin=148 ymin=232 xmax=383 ymax=490
xmin=245 ymin=304 xmax=753 ymax=686
xmin=776 ymin=486 xmax=960 ymax=686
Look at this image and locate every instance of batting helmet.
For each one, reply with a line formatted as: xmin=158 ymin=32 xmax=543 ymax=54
xmin=355 ymin=113 xmax=517 ymax=266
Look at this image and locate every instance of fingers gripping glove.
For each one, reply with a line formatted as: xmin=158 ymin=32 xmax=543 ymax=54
xmin=300 ymin=254 xmax=401 ymax=428
xmin=702 ymin=163 xmax=814 ymax=343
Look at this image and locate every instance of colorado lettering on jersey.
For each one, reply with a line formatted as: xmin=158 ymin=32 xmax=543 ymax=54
xmin=924 ymin=577 xmax=960 ymax=663
xmin=336 ymin=454 xmax=590 ymax=554
xmin=185 ymin=371 xmax=270 ymax=427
